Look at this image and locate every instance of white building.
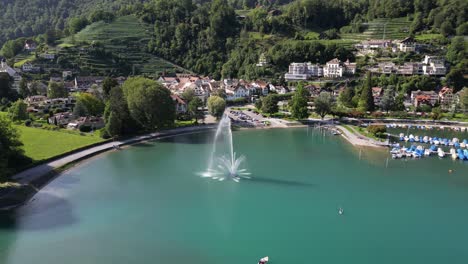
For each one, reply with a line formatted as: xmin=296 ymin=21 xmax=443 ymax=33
xmin=323 ymin=58 xmax=356 ymax=78
xmin=397 ymin=37 xmax=416 ymax=53
xmin=422 ymin=55 xmax=446 ymax=76
xmin=226 ymin=85 xmax=249 ymax=101
xmin=284 ymin=62 xmax=323 ymax=81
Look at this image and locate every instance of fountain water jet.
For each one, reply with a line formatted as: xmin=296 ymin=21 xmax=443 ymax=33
xmin=200 ymin=113 xmax=250 ymax=182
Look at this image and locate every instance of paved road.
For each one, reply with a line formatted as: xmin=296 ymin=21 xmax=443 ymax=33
xmin=13 ymin=125 xmax=216 ymax=185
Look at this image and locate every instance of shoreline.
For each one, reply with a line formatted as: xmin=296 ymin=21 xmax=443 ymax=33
xmin=0 ymin=125 xmax=217 ymax=211
xmin=2 ymin=119 xmax=466 ymax=210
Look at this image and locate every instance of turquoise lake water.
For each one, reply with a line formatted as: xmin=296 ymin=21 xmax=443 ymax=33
xmin=1 ymin=128 xmax=468 ymax=264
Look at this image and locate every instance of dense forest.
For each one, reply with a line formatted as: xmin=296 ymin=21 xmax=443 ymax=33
xmin=0 ymin=0 xmax=466 ymax=79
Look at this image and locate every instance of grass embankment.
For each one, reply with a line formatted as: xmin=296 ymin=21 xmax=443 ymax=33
xmin=15 ymin=126 xmax=104 ymax=161
xmin=342 ymin=124 xmax=386 ymax=142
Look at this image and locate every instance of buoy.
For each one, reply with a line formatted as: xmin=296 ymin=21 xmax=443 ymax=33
xmin=449 ymin=169 xmax=453 ymax=173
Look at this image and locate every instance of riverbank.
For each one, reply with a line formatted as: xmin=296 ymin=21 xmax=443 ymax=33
xmin=0 ymin=125 xmax=216 ymax=211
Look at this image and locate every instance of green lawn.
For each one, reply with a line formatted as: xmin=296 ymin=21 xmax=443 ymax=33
xmin=15 ymin=126 xmax=104 ymax=161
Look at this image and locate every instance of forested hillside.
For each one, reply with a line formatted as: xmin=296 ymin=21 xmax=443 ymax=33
xmin=0 ymin=0 xmax=145 ymax=46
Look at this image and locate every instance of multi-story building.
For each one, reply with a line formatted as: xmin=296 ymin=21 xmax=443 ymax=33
xmin=323 ymin=59 xmax=356 ymax=78
xmin=284 ymin=62 xmax=323 ymax=81
xmin=422 ymin=56 xmax=447 ymax=76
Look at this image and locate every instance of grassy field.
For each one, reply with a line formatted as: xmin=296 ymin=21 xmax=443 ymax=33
xmin=13 ymin=54 xmax=36 ymax=67
xmin=415 ymin=33 xmax=444 ymax=42
xmin=15 ymin=126 xmax=104 ymax=161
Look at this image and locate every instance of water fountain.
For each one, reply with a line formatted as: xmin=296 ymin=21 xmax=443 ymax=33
xmin=201 ymin=114 xmax=250 ymax=182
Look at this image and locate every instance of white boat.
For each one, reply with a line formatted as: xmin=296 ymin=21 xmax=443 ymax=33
xmin=461 ymin=127 xmax=466 ymax=132
xmin=404 ymin=136 xmax=409 ymax=142
xmin=438 ymin=149 xmax=445 ymax=158
xmin=338 ymin=208 xmax=344 ymax=215
xmin=461 ymin=142 xmax=467 ymax=148
xmin=424 ymin=149 xmax=431 ymax=156
xmin=452 ymin=138 xmax=459 ymax=143
xmin=423 ymin=136 xmax=429 ymax=143
xmin=258 ymin=256 xmax=269 ymax=264
xmin=415 ymin=135 xmax=420 ymax=141
xmin=434 ymin=140 xmax=440 ymax=145
xmin=450 ymin=148 xmax=457 ymax=160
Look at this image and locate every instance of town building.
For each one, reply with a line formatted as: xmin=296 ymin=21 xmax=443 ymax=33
xmin=24 ymin=40 xmax=37 ymax=51
xmin=397 ymin=37 xmax=416 ymax=52
xmin=323 ymin=58 xmax=356 ymax=78
xmin=422 ymin=56 xmax=447 ymax=76
xmin=170 ymin=94 xmax=187 ymax=114
xmin=438 ymin=87 xmax=455 ymax=110
xmin=410 ymin=90 xmax=439 ymax=107
xmin=372 ymin=87 xmax=384 ymax=105
xmin=284 ymin=62 xmax=323 ymax=81
xmin=355 ymin=39 xmax=392 ymax=50
xmin=22 ymin=63 xmax=40 ymax=73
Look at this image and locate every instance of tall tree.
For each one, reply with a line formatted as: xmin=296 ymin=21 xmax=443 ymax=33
xmin=290 ymin=84 xmax=310 ymax=119
xmin=0 ymin=115 xmax=30 ymax=181
xmin=380 ymin=87 xmax=395 ymax=113
xmin=102 ymin=77 xmax=119 ymax=98
xmin=0 ymin=72 xmax=12 ymax=99
xmin=338 ymin=87 xmax=355 ymax=108
xmin=314 ymin=92 xmax=333 ymax=119
xmin=207 ymin=96 xmax=226 ymax=119
xmin=8 ymin=100 xmax=29 ymax=121
xmin=73 ymin=100 xmax=88 ymax=117
xmin=47 ymin=81 xmax=68 ymax=98
xmin=358 ymin=72 xmax=375 ymax=112
xmin=122 ymin=77 xmax=175 ymax=130
xmin=19 ymin=78 xmax=30 ymax=98
xmin=188 ymin=97 xmax=204 ymax=124
xmin=75 ymin=93 xmax=105 ymax=116
xmin=261 ymin=94 xmax=278 ymax=114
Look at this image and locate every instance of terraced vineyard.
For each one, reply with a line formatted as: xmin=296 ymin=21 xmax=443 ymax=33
xmin=342 ymin=17 xmax=412 ymax=41
xmin=59 ymin=15 xmax=190 ymax=76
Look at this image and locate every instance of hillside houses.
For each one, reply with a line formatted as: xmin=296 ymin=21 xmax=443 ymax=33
xmin=370 ymin=56 xmax=447 ymax=76
xmin=158 ymin=74 xmax=274 ymax=102
xmin=410 ymin=90 xmax=439 ymax=107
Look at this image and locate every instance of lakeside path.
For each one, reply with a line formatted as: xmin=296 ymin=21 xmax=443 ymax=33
xmin=12 ymin=125 xmax=216 ymax=185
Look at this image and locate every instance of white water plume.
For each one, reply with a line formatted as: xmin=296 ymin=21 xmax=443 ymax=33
xmin=200 ymin=114 xmax=250 ymax=182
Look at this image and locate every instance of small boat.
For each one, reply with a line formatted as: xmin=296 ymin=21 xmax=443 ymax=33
xmin=404 ymin=136 xmax=409 ymax=142
xmin=258 ymin=256 xmax=269 ymax=264
xmin=338 ymin=208 xmax=344 ymax=215
xmin=424 ymin=149 xmax=431 ymax=156
xmin=438 ymin=149 xmax=445 ymax=158
xmin=423 ymin=136 xmax=429 ymax=143
xmin=415 ymin=135 xmax=420 ymax=141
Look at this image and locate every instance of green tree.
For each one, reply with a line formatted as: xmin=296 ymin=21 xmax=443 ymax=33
xmin=75 ymin=93 xmax=105 ymax=116
xmin=446 ymin=37 xmax=465 ymax=65
xmin=358 ymin=72 xmax=375 ymax=112
xmin=102 ymin=77 xmax=119 ymax=98
xmin=73 ymin=100 xmax=88 ymax=117
xmin=379 ymin=87 xmax=395 ymax=113
xmin=314 ymin=92 xmax=333 ymax=119
xmin=19 ymin=78 xmax=30 ymax=98
xmin=445 ymin=65 xmax=466 ymax=92
xmin=0 ymin=115 xmax=30 ymax=181
xmin=181 ymin=88 xmax=196 ymax=103
xmin=338 ymin=87 xmax=355 ymax=108
xmin=104 ymin=86 xmax=135 ymax=137
xmin=188 ymin=97 xmax=204 ymax=124
xmin=207 ymin=96 xmax=226 ymax=120
xmin=122 ymin=77 xmax=175 ymax=130
xmin=290 ymin=84 xmax=310 ymax=119
xmin=459 ymin=88 xmax=468 ymax=111
xmin=261 ymin=94 xmax=278 ymax=114
xmin=68 ymin=16 xmax=89 ymax=34
xmin=8 ymin=100 xmax=28 ymax=121
xmin=0 ymin=72 xmax=13 ymax=99
xmin=47 ymin=81 xmax=68 ymax=98
xmin=440 ymin=21 xmax=454 ymax=37
xmin=431 ymin=107 xmax=442 ymax=121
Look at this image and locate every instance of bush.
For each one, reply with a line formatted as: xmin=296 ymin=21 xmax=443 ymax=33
xmin=79 ymin=125 xmax=92 ymax=132
xmin=24 ymin=120 xmax=32 ymax=126
xmin=98 ymin=128 xmax=111 ymax=139
xmin=367 ymin=125 xmax=386 ymax=138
